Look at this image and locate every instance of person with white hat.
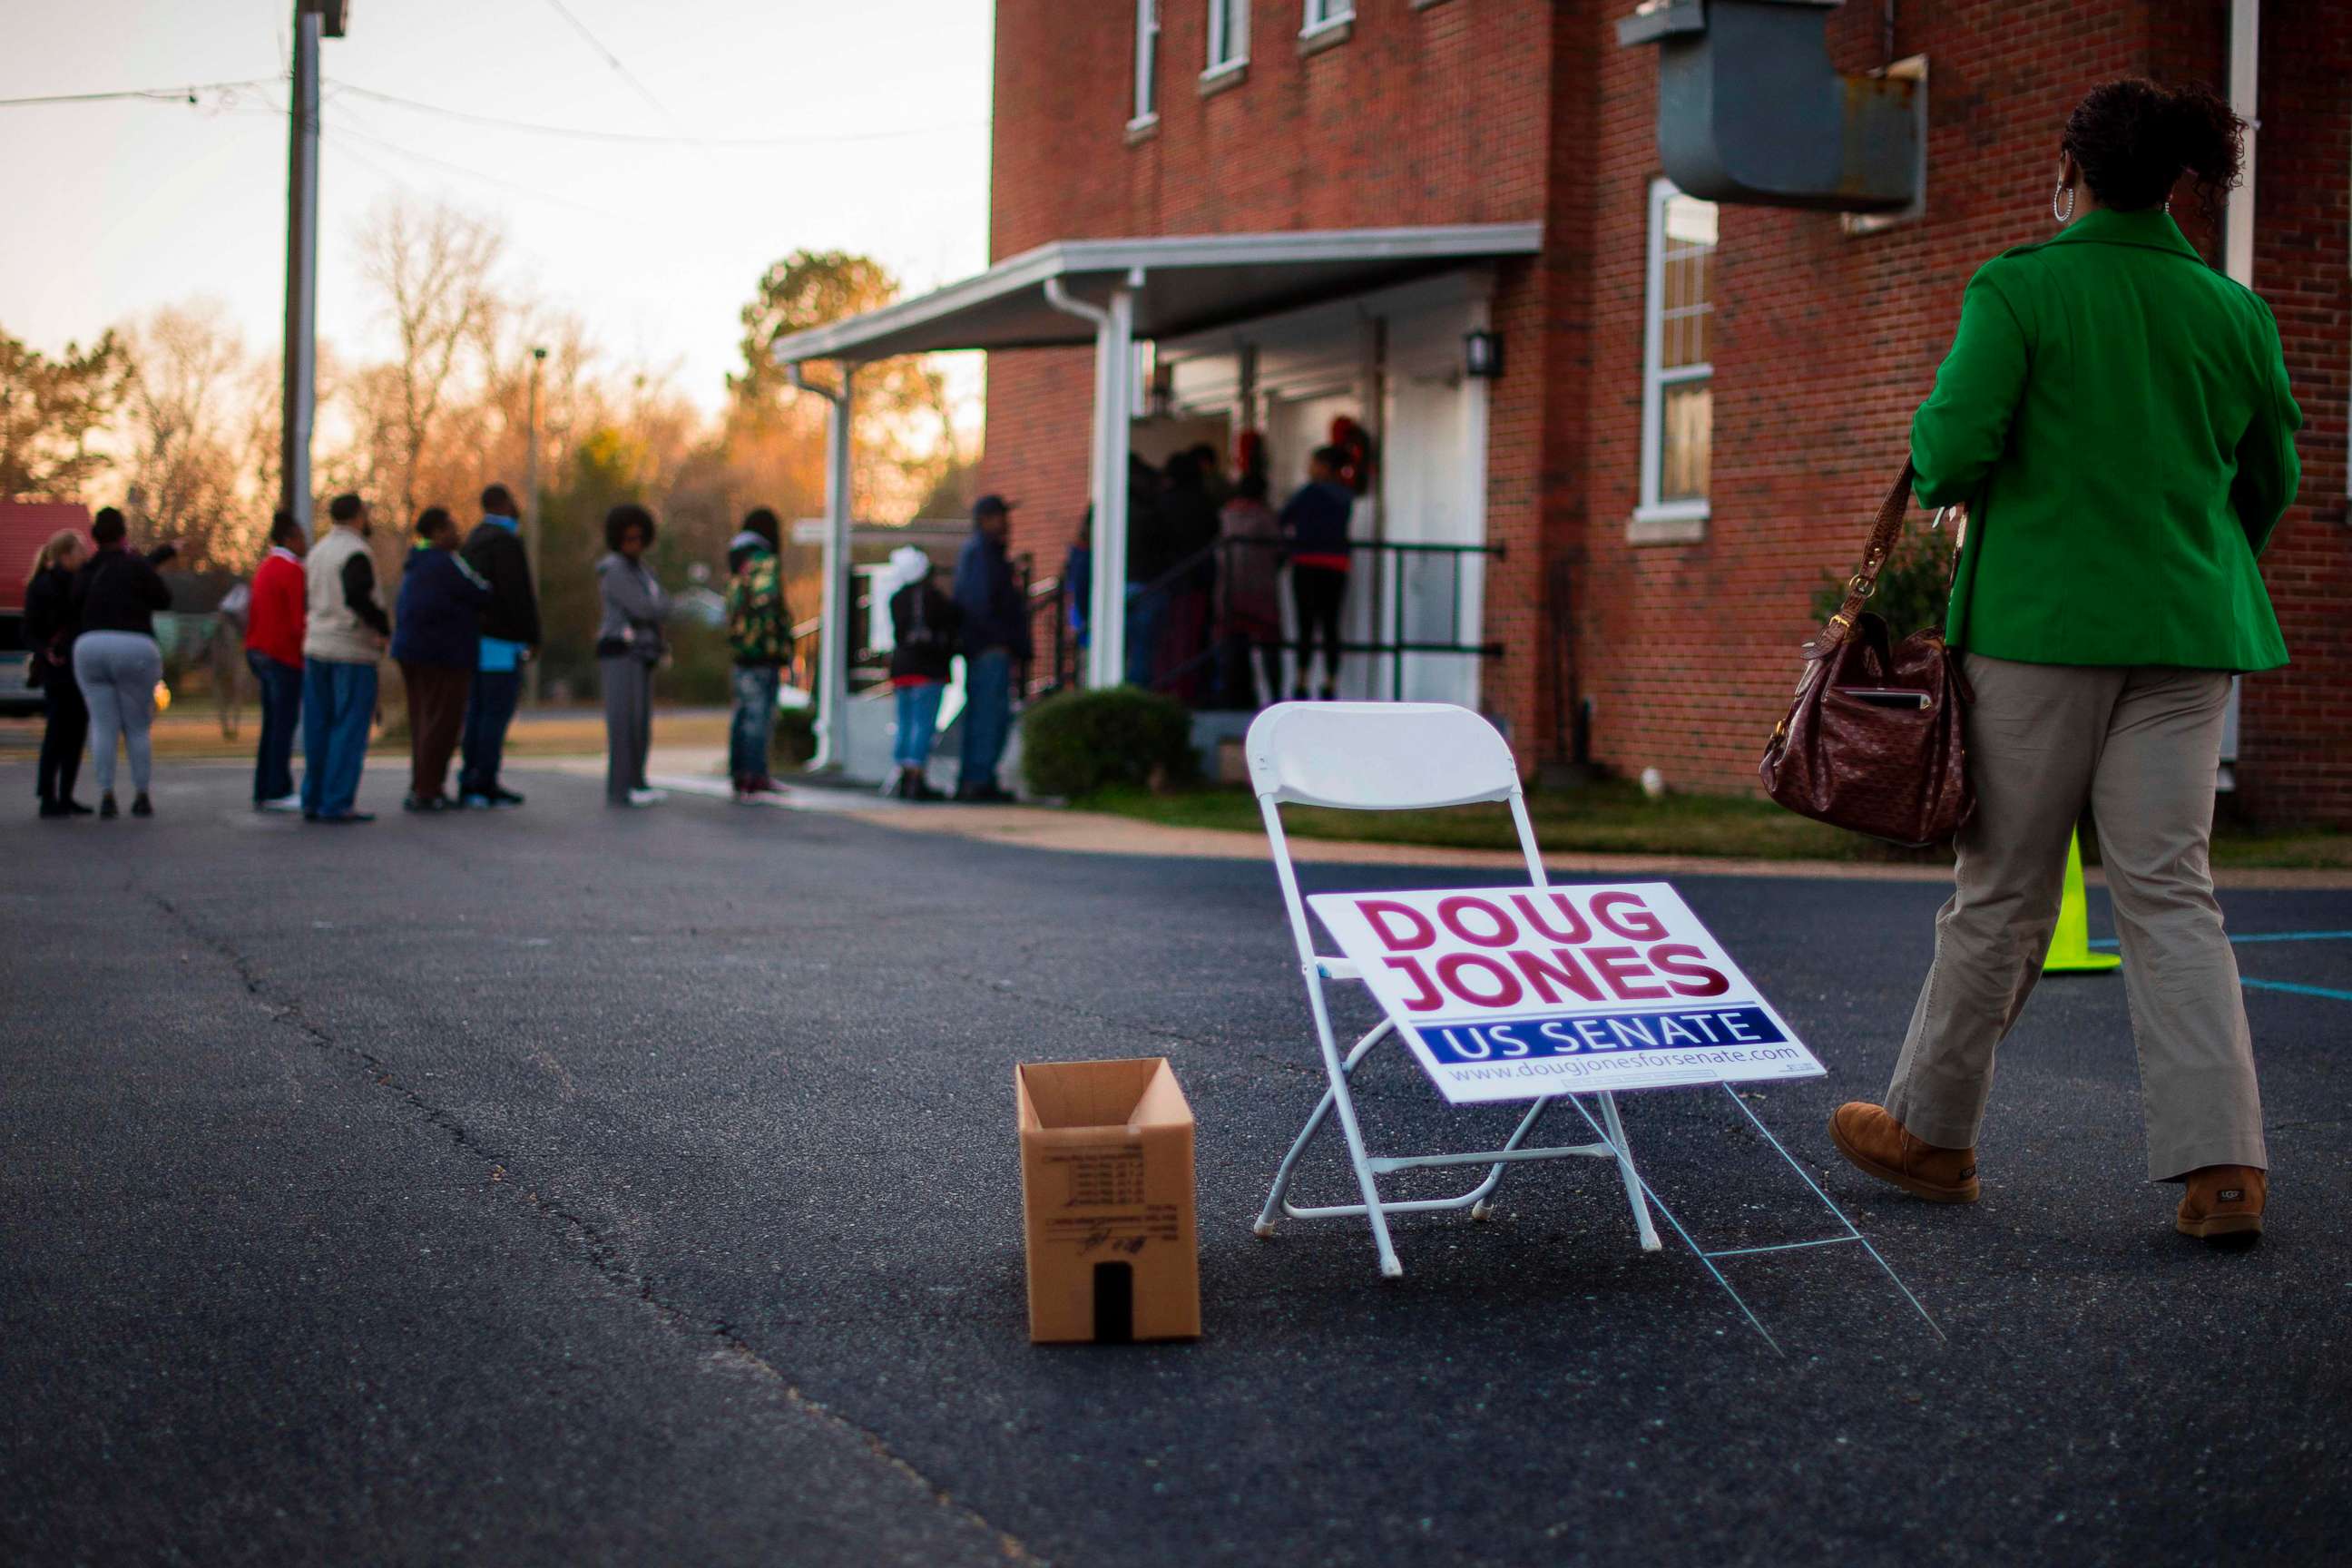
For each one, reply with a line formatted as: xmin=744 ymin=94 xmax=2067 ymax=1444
xmin=883 ymin=544 xmax=960 ymax=800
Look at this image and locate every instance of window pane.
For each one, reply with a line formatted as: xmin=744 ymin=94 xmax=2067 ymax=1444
xmin=1661 ymin=382 xmax=1712 ymax=504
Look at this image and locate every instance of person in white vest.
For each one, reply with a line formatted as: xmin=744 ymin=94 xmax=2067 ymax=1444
xmin=300 ymin=493 xmax=390 ymax=823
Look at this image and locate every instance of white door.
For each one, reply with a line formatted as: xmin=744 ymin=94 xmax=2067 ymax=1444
xmin=1380 ymin=310 xmax=1482 ymax=708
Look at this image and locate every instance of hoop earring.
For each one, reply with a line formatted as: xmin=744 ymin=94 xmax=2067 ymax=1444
xmin=2053 ymin=181 xmax=2075 ymax=223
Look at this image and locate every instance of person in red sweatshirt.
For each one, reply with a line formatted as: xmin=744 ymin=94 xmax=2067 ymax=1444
xmin=244 ymin=510 xmax=309 ymax=811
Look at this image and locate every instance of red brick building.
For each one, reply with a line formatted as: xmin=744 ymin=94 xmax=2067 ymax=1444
xmin=779 ymin=1 xmax=2347 ymax=821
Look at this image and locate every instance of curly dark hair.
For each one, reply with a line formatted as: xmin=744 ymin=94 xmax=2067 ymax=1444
xmin=603 ymin=503 xmax=657 ymax=553
xmin=2063 ymin=77 xmax=2244 ymax=228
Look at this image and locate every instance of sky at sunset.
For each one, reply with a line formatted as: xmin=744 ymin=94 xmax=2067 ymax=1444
xmin=0 ymin=0 xmax=996 ymax=409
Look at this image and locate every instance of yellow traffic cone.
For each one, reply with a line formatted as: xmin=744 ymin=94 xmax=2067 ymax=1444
xmin=2043 ymin=828 xmax=2122 ymax=975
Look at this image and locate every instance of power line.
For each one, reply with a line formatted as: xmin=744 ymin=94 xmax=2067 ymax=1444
xmin=531 ymin=0 xmax=702 ymax=151
xmin=322 ymin=78 xmax=987 ymax=149
xmin=0 ymin=76 xmax=281 ymax=108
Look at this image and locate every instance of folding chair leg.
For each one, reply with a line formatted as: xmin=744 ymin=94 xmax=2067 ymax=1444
xmin=1254 ymin=1083 xmax=1337 ymax=1239
xmin=1306 ymin=982 xmax=1403 ymax=1278
xmin=1255 ymin=1020 xmax=1392 ymax=1240
xmin=1597 ymin=1092 xmax=1663 ymax=1252
xmin=1469 ymin=1095 xmax=1553 ymax=1221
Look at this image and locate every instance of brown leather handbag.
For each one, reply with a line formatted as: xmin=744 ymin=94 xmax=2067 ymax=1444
xmin=1760 ymin=461 xmax=1974 ymax=848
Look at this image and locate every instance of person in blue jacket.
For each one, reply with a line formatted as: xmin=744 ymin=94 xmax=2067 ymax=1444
xmin=952 ymin=494 xmax=1030 ymax=802
xmin=390 ymin=507 xmax=491 ymax=813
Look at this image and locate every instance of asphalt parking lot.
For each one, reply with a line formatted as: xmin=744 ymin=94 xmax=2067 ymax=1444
xmin=4 ymin=760 xmax=2347 ymax=1566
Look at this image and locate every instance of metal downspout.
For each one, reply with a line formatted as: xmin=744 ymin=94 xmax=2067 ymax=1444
xmin=789 ymin=362 xmax=856 ymax=770
xmin=1044 ymin=274 xmax=1139 ymax=689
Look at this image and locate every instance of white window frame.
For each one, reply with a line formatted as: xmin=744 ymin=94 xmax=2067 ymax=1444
xmin=1206 ymin=0 xmax=1250 ymax=77
xmin=1301 ymin=0 xmax=1356 ymax=39
xmin=1636 ymin=177 xmax=1715 ymax=528
xmin=1131 ymin=0 xmax=1161 ymax=130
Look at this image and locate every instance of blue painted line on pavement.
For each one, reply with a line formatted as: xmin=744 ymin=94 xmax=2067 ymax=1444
xmin=2088 ymin=929 xmax=2352 ymax=951
xmin=2240 ymin=978 xmax=2352 ymax=1004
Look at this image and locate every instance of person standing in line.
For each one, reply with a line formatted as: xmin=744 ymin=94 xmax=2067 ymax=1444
xmin=951 ymin=494 xmax=1028 ymax=802
xmin=1216 ymin=471 xmax=1283 ymax=710
xmin=1828 ymin=79 xmax=2299 ymax=1247
xmin=1157 ymin=451 xmax=1222 ymax=707
xmin=391 ymin=507 xmax=491 ymax=814
xmin=1122 ymin=455 xmax=1173 ymax=689
xmin=1279 ymin=446 xmax=1356 ymax=701
xmin=883 ymin=545 xmax=960 ymax=801
xmin=1063 ymin=505 xmax=1093 ymax=661
xmin=457 ymin=484 xmax=540 ymax=810
xmin=24 ymin=528 xmax=91 ymax=818
xmin=724 ymin=507 xmax=792 ymax=802
xmin=68 ymin=508 xmax=175 ymax=819
xmin=244 ymin=511 xmax=309 ymax=812
xmin=301 ymin=492 xmax=389 ymax=825
xmin=595 ymin=504 xmax=668 ymax=808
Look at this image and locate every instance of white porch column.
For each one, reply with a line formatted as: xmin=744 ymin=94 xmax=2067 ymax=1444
xmin=796 ymin=364 xmax=856 ymax=770
xmin=1091 ymin=286 xmax=1136 ymax=688
xmin=1044 ymin=275 xmax=1138 ymax=689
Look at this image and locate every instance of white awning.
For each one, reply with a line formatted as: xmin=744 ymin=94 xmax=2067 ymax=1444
xmin=767 ymin=222 xmax=1544 ymax=366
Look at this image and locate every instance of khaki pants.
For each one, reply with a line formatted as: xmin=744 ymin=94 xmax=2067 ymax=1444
xmin=1884 ymin=655 xmax=2265 ymax=1181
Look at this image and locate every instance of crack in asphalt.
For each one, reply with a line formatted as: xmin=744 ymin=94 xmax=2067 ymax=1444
xmin=145 ymin=888 xmax=1039 ymax=1566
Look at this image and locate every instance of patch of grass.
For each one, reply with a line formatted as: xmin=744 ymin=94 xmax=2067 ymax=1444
xmin=1079 ymin=779 xmax=1936 ymax=863
xmin=1081 ymin=780 xmax=2352 ymax=870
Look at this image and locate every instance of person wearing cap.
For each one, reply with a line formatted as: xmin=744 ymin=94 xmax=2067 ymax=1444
xmin=883 ymin=544 xmax=960 ymax=800
xmin=724 ymin=507 xmax=792 ymax=801
xmin=951 ymin=494 xmax=1029 ymax=802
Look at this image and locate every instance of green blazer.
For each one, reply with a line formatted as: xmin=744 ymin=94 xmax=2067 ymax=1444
xmin=1911 ymin=206 xmax=2299 ymax=671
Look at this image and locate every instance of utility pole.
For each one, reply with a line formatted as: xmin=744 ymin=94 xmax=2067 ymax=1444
xmin=524 ymin=345 xmax=545 ymax=705
xmin=279 ymin=0 xmax=348 ymax=533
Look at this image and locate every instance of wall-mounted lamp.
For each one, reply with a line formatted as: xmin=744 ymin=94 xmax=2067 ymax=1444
xmin=1464 ymin=328 xmax=1503 ymax=380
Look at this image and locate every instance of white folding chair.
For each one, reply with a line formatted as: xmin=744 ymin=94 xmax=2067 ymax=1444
xmin=1246 ymin=701 xmax=1663 ymax=1279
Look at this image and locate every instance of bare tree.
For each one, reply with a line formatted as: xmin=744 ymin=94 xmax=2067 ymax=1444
xmin=354 ymin=196 xmax=504 ymax=524
xmin=121 ymin=301 xmax=250 ymax=567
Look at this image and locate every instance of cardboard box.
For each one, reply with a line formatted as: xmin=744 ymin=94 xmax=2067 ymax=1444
xmin=1014 ymin=1057 xmax=1200 ymax=1344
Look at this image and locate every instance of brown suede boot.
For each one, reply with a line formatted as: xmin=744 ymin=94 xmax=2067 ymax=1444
xmin=1828 ymin=1102 xmax=1980 ymax=1203
xmin=2176 ymin=1165 xmax=2266 ymax=1245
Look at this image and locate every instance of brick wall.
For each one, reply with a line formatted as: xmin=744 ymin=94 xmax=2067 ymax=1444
xmin=2238 ymin=0 xmax=2351 ymax=824
xmin=982 ymin=0 xmax=1563 ymax=750
xmin=984 ymin=0 xmax=2350 ymax=823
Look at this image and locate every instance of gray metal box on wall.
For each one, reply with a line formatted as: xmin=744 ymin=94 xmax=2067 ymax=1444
xmin=1618 ymin=0 xmax=1923 ymax=213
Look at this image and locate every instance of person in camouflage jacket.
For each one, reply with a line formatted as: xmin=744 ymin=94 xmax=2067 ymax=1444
xmin=725 ymin=508 xmax=793 ymax=799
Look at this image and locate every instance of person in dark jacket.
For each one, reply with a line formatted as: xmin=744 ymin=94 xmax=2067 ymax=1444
xmin=70 ymin=507 xmax=176 ymax=818
xmin=1156 ymin=450 xmax=1221 ymax=705
xmin=457 ymin=483 xmax=540 ymax=809
xmin=1122 ymin=454 xmax=1174 ymax=686
xmin=883 ymin=545 xmax=961 ymax=801
xmin=1279 ymin=446 xmax=1356 ymax=701
xmin=391 ymin=507 xmax=492 ymax=812
xmin=951 ymin=494 xmax=1029 ymax=801
xmin=24 ymin=528 xmax=91 ymax=818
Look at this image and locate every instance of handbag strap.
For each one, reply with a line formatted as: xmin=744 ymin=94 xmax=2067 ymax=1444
xmin=1817 ymin=460 xmax=1916 ymax=649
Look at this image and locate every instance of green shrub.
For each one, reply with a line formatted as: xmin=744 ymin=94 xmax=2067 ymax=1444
xmin=770 ymin=703 xmax=817 ymax=768
xmin=1809 ymin=524 xmax=1956 ymax=640
xmin=1020 ymin=686 xmax=1197 ymax=799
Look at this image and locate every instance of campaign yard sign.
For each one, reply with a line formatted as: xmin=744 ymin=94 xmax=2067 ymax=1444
xmin=1305 ymin=882 xmax=1824 ymax=1104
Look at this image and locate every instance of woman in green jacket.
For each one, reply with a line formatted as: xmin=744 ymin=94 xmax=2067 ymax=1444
xmin=1829 ymin=80 xmax=2299 ymax=1247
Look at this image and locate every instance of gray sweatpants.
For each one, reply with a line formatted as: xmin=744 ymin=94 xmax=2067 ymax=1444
xmin=1884 ymin=654 xmax=2264 ymax=1181
xmin=600 ymin=655 xmax=653 ymax=804
xmin=74 ymin=631 xmax=162 ymax=796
